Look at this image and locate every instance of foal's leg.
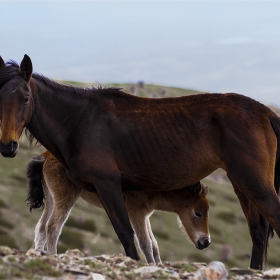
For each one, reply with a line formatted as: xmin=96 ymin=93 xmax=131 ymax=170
xmin=45 ymin=186 xmax=81 ymax=254
xmin=129 ymin=210 xmax=155 ymax=263
xmin=34 ymin=186 xmax=54 ymax=252
xmin=146 ymin=214 xmax=162 ymax=264
xmin=230 ymin=180 xmax=270 ymax=270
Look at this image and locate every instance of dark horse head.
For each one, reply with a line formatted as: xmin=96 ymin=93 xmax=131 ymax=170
xmin=0 ymin=55 xmax=33 ymax=157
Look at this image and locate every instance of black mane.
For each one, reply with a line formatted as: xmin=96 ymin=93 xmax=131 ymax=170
xmin=0 ymin=60 xmax=122 ymax=95
xmin=0 ymin=60 xmax=19 ymax=86
xmin=0 ymin=59 xmax=123 ymax=147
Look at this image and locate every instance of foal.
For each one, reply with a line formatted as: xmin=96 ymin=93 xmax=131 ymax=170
xmin=27 ymin=151 xmax=210 ymax=264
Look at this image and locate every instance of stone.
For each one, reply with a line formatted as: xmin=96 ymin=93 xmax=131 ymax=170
xmin=263 ymin=268 xmax=280 ymax=277
xmin=94 ymin=254 xmax=113 ymax=262
xmin=134 ymin=265 xmax=161 ymax=274
xmin=230 ymin=267 xmax=254 ymax=275
xmin=190 ymin=267 xmax=207 ymax=280
xmin=65 ymin=249 xmax=85 ymax=258
xmin=205 ymin=261 xmax=228 ymax=280
xmin=0 ymin=246 xmax=14 ymax=256
xmin=26 ymin=248 xmax=43 ymax=257
xmin=90 ymin=273 xmax=106 ymax=280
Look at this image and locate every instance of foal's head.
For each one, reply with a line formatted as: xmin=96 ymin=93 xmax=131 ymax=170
xmin=175 ymin=182 xmax=210 ymax=250
xmin=0 ymin=55 xmax=33 ymax=157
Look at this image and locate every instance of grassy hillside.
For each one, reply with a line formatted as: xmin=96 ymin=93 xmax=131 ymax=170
xmin=0 ymin=82 xmax=279 ymax=270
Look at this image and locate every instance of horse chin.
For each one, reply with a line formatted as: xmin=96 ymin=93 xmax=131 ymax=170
xmin=1 ymin=151 xmax=17 ymax=158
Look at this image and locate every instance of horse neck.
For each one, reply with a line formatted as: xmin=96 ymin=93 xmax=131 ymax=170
xmin=151 ymin=192 xmax=178 ymax=213
xmin=27 ymin=78 xmax=94 ymax=158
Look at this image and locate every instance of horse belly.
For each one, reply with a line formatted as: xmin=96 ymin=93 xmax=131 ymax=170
xmin=119 ymin=149 xmax=219 ymax=191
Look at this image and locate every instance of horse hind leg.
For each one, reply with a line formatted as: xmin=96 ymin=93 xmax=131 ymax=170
xmin=42 ymin=165 xmax=82 ymax=254
xmin=45 ymin=185 xmax=81 ymax=254
xmin=34 ymin=186 xmax=53 ymax=252
xmin=229 ymin=179 xmax=271 ymax=270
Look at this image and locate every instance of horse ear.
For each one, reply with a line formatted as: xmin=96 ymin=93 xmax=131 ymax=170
xmin=0 ymin=56 xmax=5 ymax=70
xmin=190 ymin=182 xmax=202 ymax=196
xmin=201 ymin=185 xmax=209 ymax=197
xmin=19 ymin=54 xmax=33 ymax=81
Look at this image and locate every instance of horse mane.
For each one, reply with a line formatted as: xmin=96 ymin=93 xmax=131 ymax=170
xmin=0 ymin=60 xmax=122 ymax=94
xmin=24 ymin=128 xmax=40 ymax=148
xmin=1 ymin=60 xmax=123 ymax=147
xmin=0 ymin=60 xmax=19 ymax=86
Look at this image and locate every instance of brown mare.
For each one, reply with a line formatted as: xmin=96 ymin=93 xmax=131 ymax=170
xmin=0 ymin=55 xmax=280 ymax=269
xmin=26 ymin=151 xmax=210 ymax=263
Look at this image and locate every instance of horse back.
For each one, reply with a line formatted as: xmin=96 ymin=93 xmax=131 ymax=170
xmin=68 ymin=92 xmax=278 ymax=191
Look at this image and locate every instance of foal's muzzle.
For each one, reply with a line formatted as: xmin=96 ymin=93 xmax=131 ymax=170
xmin=196 ymin=236 xmax=211 ymax=250
xmin=0 ymin=141 xmax=19 ymax=158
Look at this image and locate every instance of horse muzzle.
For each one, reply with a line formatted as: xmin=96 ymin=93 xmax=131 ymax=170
xmin=0 ymin=141 xmax=19 ymax=158
xmin=196 ymin=236 xmax=211 ymax=250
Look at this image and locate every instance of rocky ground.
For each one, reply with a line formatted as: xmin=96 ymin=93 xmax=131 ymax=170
xmin=0 ymin=246 xmax=279 ymax=280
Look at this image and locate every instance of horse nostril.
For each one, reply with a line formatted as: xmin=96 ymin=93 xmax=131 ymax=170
xmin=10 ymin=141 xmax=18 ymax=152
xmin=204 ymin=239 xmax=210 ymax=248
xmin=197 ymin=238 xmax=211 ymax=250
xmin=0 ymin=141 xmax=19 ymax=158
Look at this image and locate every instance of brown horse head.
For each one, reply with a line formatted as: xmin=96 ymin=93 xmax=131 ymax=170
xmin=176 ymin=182 xmax=210 ymax=250
xmin=0 ymin=55 xmax=33 ymax=157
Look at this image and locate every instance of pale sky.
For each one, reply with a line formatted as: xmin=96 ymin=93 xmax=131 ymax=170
xmin=1 ymin=1 xmax=280 ymax=106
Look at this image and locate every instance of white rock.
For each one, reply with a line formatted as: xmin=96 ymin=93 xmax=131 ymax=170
xmin=134 ymin=265 xmax=161 ymax=274
xmin=94 ymin=254 xmax=112 ymax=261
xmin=263 ymin=268 xmax=280 ymax=277
xmin=190 ymin=267 xmax=207 ymax=280
xmin=90 ymin=273 xmax=106 ymax=280
xmin=26 ymin=248 xmax=42 ymax=257
xmin=205 ymin=261 xmax=228 ymax=280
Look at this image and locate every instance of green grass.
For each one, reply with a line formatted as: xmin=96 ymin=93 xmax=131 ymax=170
xmin=65 ymin=215 xmax=97 ymax=232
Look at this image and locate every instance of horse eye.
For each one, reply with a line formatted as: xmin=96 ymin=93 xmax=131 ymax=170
xmin=195 ymin=211 xmax=202 ymax=217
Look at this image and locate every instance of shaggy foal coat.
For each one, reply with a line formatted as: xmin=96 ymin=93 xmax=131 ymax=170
xmin=27 ymin=151 xmax=210 ymax=264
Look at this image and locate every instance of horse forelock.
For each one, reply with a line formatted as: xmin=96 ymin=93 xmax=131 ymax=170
xmin=0 ymin=60 xmax=19 ymax=86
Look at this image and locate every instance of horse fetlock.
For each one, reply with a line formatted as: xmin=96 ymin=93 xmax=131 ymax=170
xmin=46 ymin=244 xmax=57 ymax=255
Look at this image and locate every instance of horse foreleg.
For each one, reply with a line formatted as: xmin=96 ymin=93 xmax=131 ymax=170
xmin=34 ymin=186 xmax=53 ymax=252
xmin=230 ymin=181 xmax=269 ymax=270
xmin=94 ymin=177 xmax=140 ymax=260
xmin=129 ymin=210 xmax=155 ymax=263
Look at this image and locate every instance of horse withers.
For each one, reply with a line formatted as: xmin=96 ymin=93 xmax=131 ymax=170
xmin=1 ymin=55 xmax=280 ymax=269
xmin=26 ymin=151 xmax=210 ymax=264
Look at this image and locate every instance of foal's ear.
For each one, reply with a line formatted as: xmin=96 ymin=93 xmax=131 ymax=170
xmin=190 ymin=182 xmax=202 ymax=196
xmin=19 ymin=54 xmax=33 ymax=82
xmin=0 ymin=56 xmax=5 ymax=70
xmin=201 ymin=185 xmax=209 ymax=197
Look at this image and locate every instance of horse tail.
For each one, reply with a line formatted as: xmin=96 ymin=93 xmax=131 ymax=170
xmin=262 ymin=115 xmax=280 ymax=261
xmin=26 ymin=154 xmax=46 ymax=212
